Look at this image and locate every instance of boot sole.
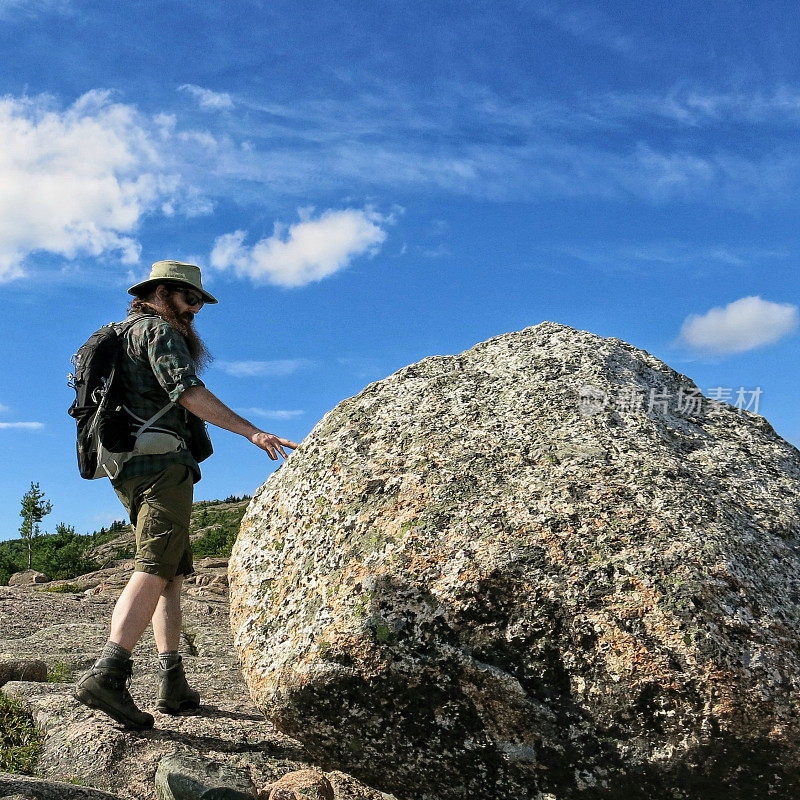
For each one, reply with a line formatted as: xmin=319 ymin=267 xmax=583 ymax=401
xmin=156 ymin=698 xmax=201 ymax=714
xmin=73 ymin=685 xmax=154 ymax=730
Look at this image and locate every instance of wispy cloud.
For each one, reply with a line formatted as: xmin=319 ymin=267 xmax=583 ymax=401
xmin=0 ymin=421 xmax=45 ymax=430
xmin=167 ymin=78 xmax=800 ymax=209
xmin=178 ymin=84 xmax=234 ymax=111
xmin=0 ymin=0 xmax=70 ymax=17
xmin=215 ymin=359 xmax=308 ymax=377
xmin=532 ymin=3 xmax=636 ymax=55
xmin=0 ymin=90 xmax=209 ymax=282
xmin=237 ymin=407 xmax=304 ymax=420
xmin=555 ymin=242 xmax=788 ymax=271
xmin=596 ymin=86 xmax=800 ymax=127
xmin=210 ymin=208 xmax=391 ymax=287
xmin=676 ymin=296 xmax=799 ymax=355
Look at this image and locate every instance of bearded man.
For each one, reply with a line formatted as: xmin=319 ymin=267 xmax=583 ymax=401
xmin=74 ymin=260 xmax=298 ymax=730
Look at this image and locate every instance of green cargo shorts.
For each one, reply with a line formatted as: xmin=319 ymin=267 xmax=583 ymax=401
xmin=112 ymin=464 xmax=194 ymax=580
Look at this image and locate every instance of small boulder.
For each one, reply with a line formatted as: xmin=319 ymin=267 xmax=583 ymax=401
xmin=155 ymin=753 xmax=256 ymax=800
xmin=260 ymin=770 xmax=334 ymax=800
xmin=0 ymin=659 xmax=48 ymax=687
xmin=8 ymin=570 xmax=49 ymax=586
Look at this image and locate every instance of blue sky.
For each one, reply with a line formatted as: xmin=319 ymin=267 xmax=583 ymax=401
xmin=1 ymin=0 xmax=798 ymax=541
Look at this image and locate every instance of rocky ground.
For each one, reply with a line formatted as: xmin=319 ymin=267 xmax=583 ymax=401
xmin=0 ymin=559 xmax=395 ymax=800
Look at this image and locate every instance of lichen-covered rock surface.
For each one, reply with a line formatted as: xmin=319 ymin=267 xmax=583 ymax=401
xmin=229 ymin=321 xmax=800 ymax=800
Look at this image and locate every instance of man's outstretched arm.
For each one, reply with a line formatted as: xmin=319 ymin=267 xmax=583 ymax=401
xmin=178 ymin=386 xmax=298 ymax=460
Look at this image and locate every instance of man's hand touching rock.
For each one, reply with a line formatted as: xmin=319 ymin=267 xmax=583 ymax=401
xmin=250 ymin=431 xmax=299 ymax=460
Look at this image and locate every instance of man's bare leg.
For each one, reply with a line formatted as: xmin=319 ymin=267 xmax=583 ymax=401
xmin=151 ymin=574 xmax=200 ymax=713
xmin=153 ymin=575 xmax=184 ymax=654
xmin=74 ymin=570 xmax=166 ymax=729
xmin=109 ymin=571 xmax=168 ymax=652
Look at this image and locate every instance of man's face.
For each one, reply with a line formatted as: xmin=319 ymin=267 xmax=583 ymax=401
xmin=166 ymin=287 xmax=203 ymax=324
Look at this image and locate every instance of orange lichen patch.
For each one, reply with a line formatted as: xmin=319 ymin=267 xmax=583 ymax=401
xmin=532 ymin=523 xmax=572 ymax=565
xmin=583 ymin=610 xmax=681 ymax=687
xmin=579 ymin=576 xmax=704 ymax=689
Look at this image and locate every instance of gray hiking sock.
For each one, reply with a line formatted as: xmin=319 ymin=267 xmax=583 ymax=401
xmin=158 ymin=650 xmax=181 ymax=670
xmin=100 ymin=641 xmax=132 ymax=664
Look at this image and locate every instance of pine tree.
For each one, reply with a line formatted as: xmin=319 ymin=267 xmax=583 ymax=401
xmin=19 ymin=483 xmax=53 ymax=571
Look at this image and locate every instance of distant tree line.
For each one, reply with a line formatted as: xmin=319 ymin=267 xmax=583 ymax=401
xmin=0 ymin=483 xmax=129 ymax=585
xmin=0 ymin=484 xmax=251 ymax=585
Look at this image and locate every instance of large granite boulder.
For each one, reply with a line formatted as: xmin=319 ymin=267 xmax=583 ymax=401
xmin=229 ymin=322 xmax=800 ymax=800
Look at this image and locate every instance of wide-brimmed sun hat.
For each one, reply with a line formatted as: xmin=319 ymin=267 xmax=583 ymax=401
xmin=127 ymin=260 xmax=218 ymax=304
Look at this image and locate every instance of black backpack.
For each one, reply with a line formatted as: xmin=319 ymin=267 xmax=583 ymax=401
xmin=67 ymin=315 xmax=163 ymax=479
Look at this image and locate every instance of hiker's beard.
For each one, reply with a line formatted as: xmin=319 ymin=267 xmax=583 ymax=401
xmin=129 ymin=297 xmax=212 ymax=374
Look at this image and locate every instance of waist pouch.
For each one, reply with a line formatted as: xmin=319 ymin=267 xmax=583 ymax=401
xmin=98 ymin=429 xmax=186 ymax=479
xmin=133 ymin=430 xmax=185 ymax=455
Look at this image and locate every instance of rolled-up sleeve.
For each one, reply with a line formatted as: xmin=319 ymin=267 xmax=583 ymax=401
xmin=146 ymin=323 xmax=205 ymax=402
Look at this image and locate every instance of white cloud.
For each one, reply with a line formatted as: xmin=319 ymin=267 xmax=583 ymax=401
xmin=178 ymin=84 xmax=234 ymax=111
xmin=0 ymin=90 xmax=214 ymax=283
xmin=210 ymin=208 xmax=390 ymax=287
xmin=0 ymin=402 xmax=8 ymax=413
xmin=677 ymin=296 xmax=799 ymax=354
xmin=238 ymin=408 xmax=305 ymax=420
xmin=0 ymin=422 xmax=44 ymax=430
xmin=0 ymin=91 xmax=180 ymax=281
xmin=215 ymin=359 xmax=308 ymax=377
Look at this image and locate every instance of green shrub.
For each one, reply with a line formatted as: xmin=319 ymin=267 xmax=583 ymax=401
xmin=0 ymin=550 xmax=21 ymax=587
xmin=192 ymin=526 xmax=238 ymax=557
xmin=0 ymin=692 xmax=42 ymax=774
xmin=46 ymin=661 xmax=73 ymax=683
xmin=32 ymin=524 xmax=100 ymax=581
xmin=191 ymin=502 xmax=247 ymax=557
xmin=37 ymin=583 xmax=85 ymax=594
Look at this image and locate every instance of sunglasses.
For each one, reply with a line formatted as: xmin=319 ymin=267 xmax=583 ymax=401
xmin=173 ymin=287 xmax=204 ymax=308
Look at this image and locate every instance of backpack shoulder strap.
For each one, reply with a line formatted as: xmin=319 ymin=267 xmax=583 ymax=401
xmin=114 ymin=313 xmax=175 ymax=432
xmin=115 ymin=312 xmax=161 ymax=335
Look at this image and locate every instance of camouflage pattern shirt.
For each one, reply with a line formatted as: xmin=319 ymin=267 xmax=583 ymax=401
xmin=114 ymin=312 xmax=206 ymax=483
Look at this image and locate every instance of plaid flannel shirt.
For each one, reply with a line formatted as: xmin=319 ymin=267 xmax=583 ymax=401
xmin=113 ymin=312 xmax=205 ymax=483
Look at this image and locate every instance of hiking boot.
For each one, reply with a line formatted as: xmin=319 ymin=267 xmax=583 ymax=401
xmin=156 ymin=655 xmax=200 ymax=714
xmin=73 ymin=658 xmax=154 ymax=730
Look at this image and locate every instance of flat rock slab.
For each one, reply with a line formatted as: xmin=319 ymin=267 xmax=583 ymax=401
xmin=0 ymin=583 xmax=393 ymax=800
xmin=0 ymin=660 xmax=47 ymax=687
xmin=0 ymin=771 xmax=123 ymax=799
